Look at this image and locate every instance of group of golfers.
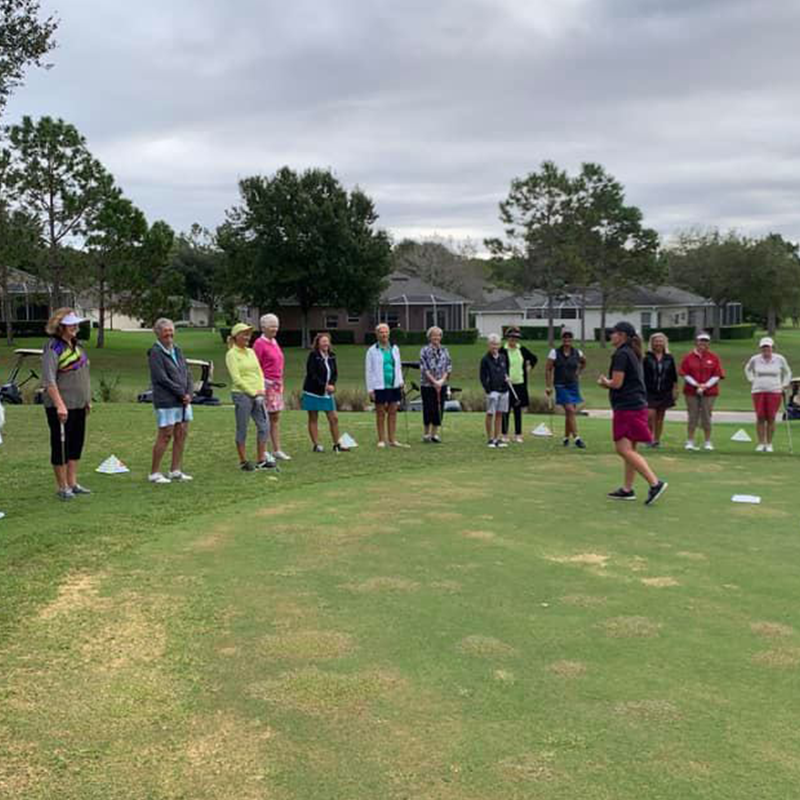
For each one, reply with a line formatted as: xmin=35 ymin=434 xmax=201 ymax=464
xmin=28 ymin=308 xmax=794 ymax=508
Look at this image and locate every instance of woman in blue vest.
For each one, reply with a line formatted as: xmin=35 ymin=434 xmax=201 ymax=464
xmin=545 ymin=329 xmax=587 ymax=448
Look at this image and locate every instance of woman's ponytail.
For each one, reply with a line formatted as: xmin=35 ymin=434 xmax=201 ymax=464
xmin=631 ymin=334 xmax=644 ymax=361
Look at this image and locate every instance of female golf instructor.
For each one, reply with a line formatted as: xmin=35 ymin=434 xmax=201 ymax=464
xmin=41 ymin=308 xmax=92 ymax=500
xmin=598 ymin=321 xmax=668 ymax=506
xmin=745 ymin=336 xmax=792 ymax=453
xmin=302 ymin=332 xmax=348 ymax=452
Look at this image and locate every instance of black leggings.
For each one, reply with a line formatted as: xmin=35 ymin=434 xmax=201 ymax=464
xmin=46 ymin=406 xmax=87 ymax=466
xmin=421 ymin=385 xmax=446 ymax=427
xmin=502 ymin=404 xmax=523 ymax=436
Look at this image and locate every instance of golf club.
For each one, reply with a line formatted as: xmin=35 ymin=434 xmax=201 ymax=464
xmin=256 ymin=394 xmax=279 ymax=471
xmin=402 ymin=385 xmax=410 ymax=445
xmin=783 ymin=391 xmax=794 ymax=455
xmin=60 ymin=420 xmax=67 ymax=471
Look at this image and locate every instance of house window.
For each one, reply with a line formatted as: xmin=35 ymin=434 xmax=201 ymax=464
xmin=525 ymin=308 xmax=547 ymax=319
xmin=379 ymin=312 xmax=400 ymax=328
xmin=324 ymin=313 xmax=339 ymax=329
xmin=558 ymin=307 xmax=580 ymax=320
xmin=425 ymin=309 xmax=448 ymax=330
xmin=346 ymin=313 xmax=361 ymax=324
xmin=641 ymin=311 xmax=652 ymax=328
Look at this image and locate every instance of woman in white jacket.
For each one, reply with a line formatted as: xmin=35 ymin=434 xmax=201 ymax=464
xmin=365 ymin=323 xmax=405 ymax=448
xmin=745 ymin=336 xmax=792 ymax=452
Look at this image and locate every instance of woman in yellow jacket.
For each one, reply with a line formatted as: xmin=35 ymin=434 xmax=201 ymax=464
xmin=225 ymin=323 xmax=276 ymax=472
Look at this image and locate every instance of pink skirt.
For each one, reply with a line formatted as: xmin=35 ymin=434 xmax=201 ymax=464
xmin=612 ymin=407 xmax=653 ymax=443
xmin=264 ymin=382 xmax=285 ymax=413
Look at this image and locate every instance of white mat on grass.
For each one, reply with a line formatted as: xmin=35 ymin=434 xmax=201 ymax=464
xmin=339 ymin=433 xmax=358 ymax=449
xmin=731 ymin=429 xmax=753 ymax=442
xmin=96 ymin=455 xmax=130 ymax=474
xmin=531 ymin=423 xmax=553 ymax=437
xmin=732 ymin=494 xmax=761 ymax=504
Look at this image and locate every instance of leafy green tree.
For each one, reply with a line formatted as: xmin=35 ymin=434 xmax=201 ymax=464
xmin=172 ymin=224 xmax=229 ymax=328
xmin=743 ymin=234 xmax=800 ymax=335
xmin=574 ymin=163 xmax=661 ymax=347
xmin=220 ymin=167 xmax=392 ymax=346
xmin=0 ymin=0 xmax=58 ymax=117
xmin=4 ymin=115 xmax=112 ymax=309
xmin=666 ymin=229 xmax=751 ymax=339
xmin=485 ymin=161 xmax=580 ymax=347
xmin=85 ymin=188 xmax=148 ymax=347
xmin=116 ymin=219 xmax=181 ymax=327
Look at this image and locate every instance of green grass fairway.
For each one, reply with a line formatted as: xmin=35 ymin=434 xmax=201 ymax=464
xmin=2 ymin=406 xmax=800 ymax=798
xmin=2 ymin=326 xmax=799 ymax=409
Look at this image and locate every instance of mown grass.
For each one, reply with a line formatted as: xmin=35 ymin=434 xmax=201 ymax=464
xmin=2 ymin=405 xmax=800 ymax=798
xmin=2 ymin=326 xmax=799 ymax=409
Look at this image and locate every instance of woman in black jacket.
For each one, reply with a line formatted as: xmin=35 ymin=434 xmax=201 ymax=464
xmin=301 ymin=333 xmax=349 ymax=452
xmin=643 ymin=332 xmax=679 ymax=447
xmin=500 ymin=327 xmax=538 ymax=442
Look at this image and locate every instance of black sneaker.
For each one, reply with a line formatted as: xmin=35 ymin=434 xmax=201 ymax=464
xmin=645 ymin=480 xmax=668 ymax=506
xmin=563 ymin=437 xmax=570 ymax=447
xmin=574 ymin=438 xmax=586 ymax=449
xmin=487 ymin=439 xmax=497 ymax=448
xmin=239 ymin=461 xmax=255 ymax=472
xmin=431 ymin=435 xmax=442 ymax=444
xmin=608 ymin=488 xmax=636 ymax=501
xmin=255 ymin=458 xmax=277 ymax=470
xmin=333 ymin=443 xmax=349 ymax=453
xmin=312 ymin=444 xmax=324 ymax=453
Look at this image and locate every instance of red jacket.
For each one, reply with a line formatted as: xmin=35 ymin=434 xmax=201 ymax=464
xmin=679 ymin=350 xmax=725 ymax=397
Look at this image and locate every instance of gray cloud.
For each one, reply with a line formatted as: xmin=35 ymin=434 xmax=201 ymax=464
xmin=6 ymin=0 xmax=800 ymax=246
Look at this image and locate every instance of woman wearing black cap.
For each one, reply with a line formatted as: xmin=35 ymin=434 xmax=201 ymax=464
xmin=501 ymin=327 xmax=538 ymax=443
xmin=598 ymin=321 xmax=668 ymax=506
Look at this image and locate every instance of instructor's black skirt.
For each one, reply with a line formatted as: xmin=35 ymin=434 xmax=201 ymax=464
xmin=45 ymin=406 xmax=87 ymax=466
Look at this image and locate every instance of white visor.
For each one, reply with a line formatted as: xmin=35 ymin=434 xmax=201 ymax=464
xmin=60 ymin=313 xmax=86 ymax=326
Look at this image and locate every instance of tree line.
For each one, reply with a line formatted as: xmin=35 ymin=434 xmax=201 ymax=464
xmin=1 ymin=1 xmax=798 ymax=349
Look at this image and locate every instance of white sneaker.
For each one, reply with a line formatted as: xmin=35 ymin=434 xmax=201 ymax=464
xmin=377 ymin=441 xmax=387 ymax=449
xmin=514 ymin=436 xmax=524 ymax=443
xmin=168 ymin=470 xmax=193 ymax=481
xmin=496 ymin=440 xmax=509 ymax=449
xmin=149 ymin=472 xmax=172 ymax=484
xmin=273 ymin=450 xmax=291 ymax=461
xmin=703 ymin=441 xmax=714 ymax=451
xmin=755 ymin=443 xmax=766 ymax=452
xmin=684 ymin=441 xmax=699 ymax=451
xmin=389 ymin=440 xmax=410 ymax=448
xmin=765 ymin=443 xmax=774 ymax=453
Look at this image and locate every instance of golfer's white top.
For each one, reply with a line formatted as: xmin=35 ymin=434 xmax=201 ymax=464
xmin=744 ymin=353 xmax=792 ymax=394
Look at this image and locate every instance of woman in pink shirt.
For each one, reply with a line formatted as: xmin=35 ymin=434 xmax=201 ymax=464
xmin=253 ymin=313 xmax=291 ymax=461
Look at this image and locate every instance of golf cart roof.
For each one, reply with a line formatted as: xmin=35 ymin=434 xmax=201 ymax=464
xmin=186 ymin=359 xmax=212 ymax=367
xmin=14 ymin=349 xmax=44 ymax=357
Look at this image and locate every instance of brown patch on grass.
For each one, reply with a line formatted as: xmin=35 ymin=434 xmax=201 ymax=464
xmin=80 ymin=600 xmax=167 ymax=672
xmin=37 ymin=572 xmax=107 ymax=620
xmin=340 ymin=576 xmax=420 ymax=593
xmin=430 ymin=580 xmax=462 ymax=593
xmin=260 ymin=630 xmax=355 ymax=661
xmin=462 ymin=530 xmax=497 ymax=542
xmin=751 ymin=621 xmax=795 ymax=638
xmin=548 ymin=660 xmax=587 ymax=678
xmin=493 ymin=669 xmax=516 ymax=684
xmin=614 ymin=700 xmax=681 ymax=722
xmin=218 ymin=646 xmax=239 ymax=657
xmin=255 ymin=502 xmax=304 ymax=519
xmin=457 ymin=635 xmax=518 ymax=658
xmin=549 ymin=553 xmax=609 ymax=567
xmin=249 ymin=667 xmax=405 ymax=716
xmin=676 ymin=551 xmax=708 ymax=561
xmin=426 ymin=511 xmax=465 ymax=521
xmin=191 ymin=529 xmax=230 ymax=552
xmin=183 ymin=712 xmax=276 ymax=799
xmin=561 ymin=594 xmax=607 ymax=607
xmin=603 ymin=616 xmax=662 ymax=638
xmin=752 ymin=648 xmax=800 ymax=668
xmin=498 ymin=752 xmax=557 ymax=782
xmin=641 ymin=576 xmax=680 ymax=588
xmin=625 ymin=556 xmax=649 ymax=572
xmin=0 ymin=733 xmax=50 ymax=797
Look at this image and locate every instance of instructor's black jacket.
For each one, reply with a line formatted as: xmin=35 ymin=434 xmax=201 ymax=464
xmin=480 ymin=351 xmax=510 ymax=393
xmin=303 ymin=350 xmax=338 ymax=395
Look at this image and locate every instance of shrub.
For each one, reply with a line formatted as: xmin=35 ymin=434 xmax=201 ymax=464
xmin=333 ymin=387 xmax=370 ymax=411
xmin=720 ymin=324 xmax=757 ymax=340
xmin=501 ymin=325 xmax=562 ymax=341
xmin=8 ymin=319 xmax=91 ymax=341
xmin=641 ymin=325 xmax=697 ymax=342
xmin=94 ymin=373 xmax=122 ymax=403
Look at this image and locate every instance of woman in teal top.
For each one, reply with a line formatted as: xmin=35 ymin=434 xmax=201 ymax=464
xmin=501 ymin=327 xmax=538 ymax=442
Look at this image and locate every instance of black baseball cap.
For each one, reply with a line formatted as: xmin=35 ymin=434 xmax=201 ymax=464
xmin=612 ymin=321 xmax=637 ymax=338
xmin=561 ymin=329 xmax=574 ymax=338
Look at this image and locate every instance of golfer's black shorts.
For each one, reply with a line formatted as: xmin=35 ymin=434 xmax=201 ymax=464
xmin=421 ymin=385 xmax=446 ymax=426
xmin=374 ymin=388 xmax=402 ymax=405
xmin=45 ymin=406 xmax=87 ymax=466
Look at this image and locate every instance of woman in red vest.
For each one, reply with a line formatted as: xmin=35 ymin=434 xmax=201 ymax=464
xmin=679 ymin=332 xmax=725 ymax=451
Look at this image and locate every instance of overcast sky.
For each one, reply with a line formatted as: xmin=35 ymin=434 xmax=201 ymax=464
xmin=7 ymin=0 xmax=800 ymax=248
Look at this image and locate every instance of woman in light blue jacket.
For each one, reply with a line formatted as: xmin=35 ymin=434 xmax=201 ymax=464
xmin=365 ymin=323 xmax=405 ymax=448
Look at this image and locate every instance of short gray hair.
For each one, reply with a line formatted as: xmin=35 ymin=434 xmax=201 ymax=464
xmin=427 ymin=326 xmax=443 ymax=340
xmin=260 ymin=313 xmax=279 ymax=329
xmin=487 ymin=333 xmax=502 ymax=345
xmin=375 ymin=323 xmax=390 ymax=334
xmin=153 ymin=318 xmax=174 ymax=335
